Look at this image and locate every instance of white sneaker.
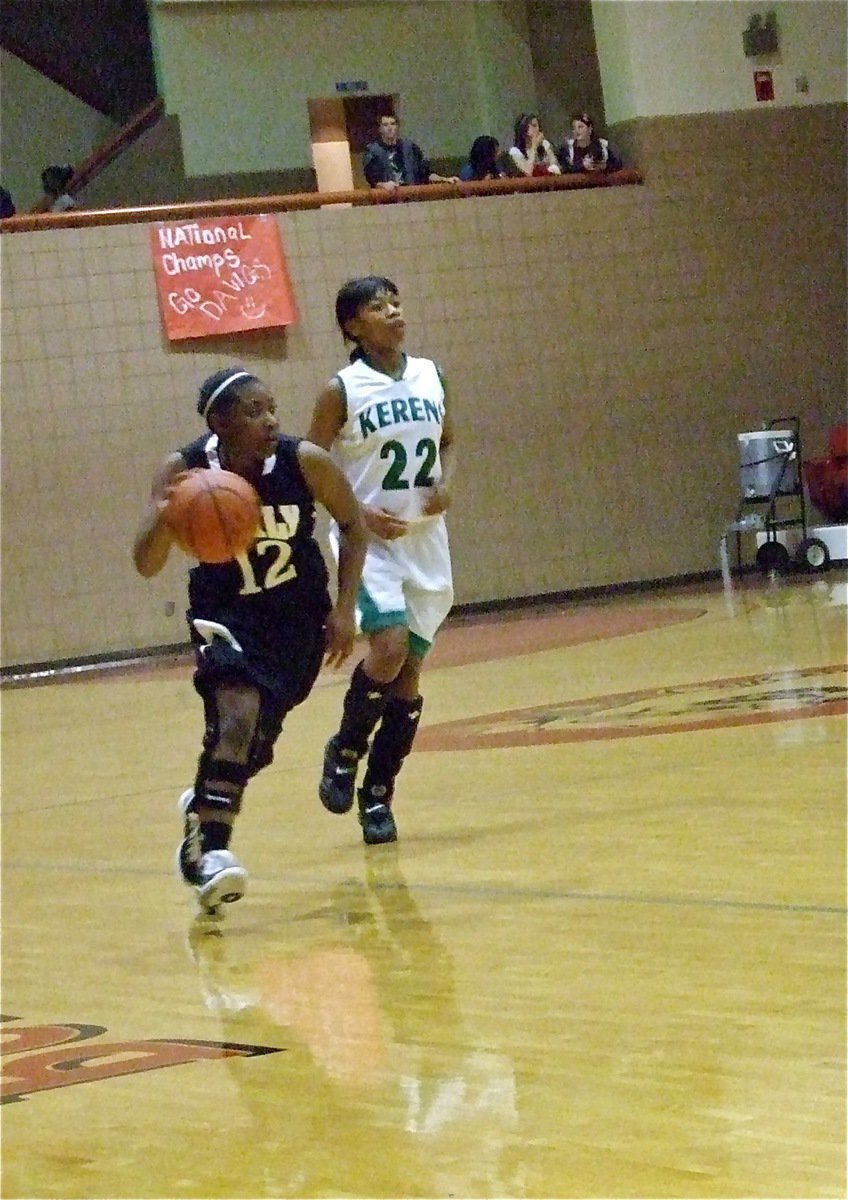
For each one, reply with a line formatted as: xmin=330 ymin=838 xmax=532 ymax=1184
xmin=175 ymin=790 xmax=247 ymax=916
xmin=193 ymin=850 xmax=248 ymax=915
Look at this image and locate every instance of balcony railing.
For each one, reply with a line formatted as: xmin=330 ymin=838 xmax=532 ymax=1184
xmin=3 ymin=167 xmax=643 ymax=232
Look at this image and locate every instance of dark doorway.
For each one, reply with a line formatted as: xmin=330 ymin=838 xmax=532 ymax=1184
xmin=343 ymin=94 xmax=396 ymax=187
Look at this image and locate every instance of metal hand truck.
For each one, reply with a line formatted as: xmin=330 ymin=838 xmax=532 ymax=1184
xmin=723 ymin=416 xmax=831 ymax=575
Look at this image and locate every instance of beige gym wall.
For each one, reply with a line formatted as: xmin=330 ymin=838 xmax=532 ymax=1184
xmin=1 ymin=102 xmax=845 ymax=669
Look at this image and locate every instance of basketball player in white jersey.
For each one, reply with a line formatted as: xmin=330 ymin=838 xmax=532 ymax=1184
xmin=307 ymin=276 xmax=457 ymax=844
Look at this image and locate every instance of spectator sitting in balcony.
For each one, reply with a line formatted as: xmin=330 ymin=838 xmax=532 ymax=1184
xmin=506 ymin=113 xmax=562 ymax=177
xmin=558 ymin=112 xmax=622 ymax=174
xmin=459 ymin=136 xmax=506 ymax=182
xmin=363 ymin=114 xmax=459 ymax=194
xmin=41 ymin=164 xmax=78 ymax=212
xmin=0 ymin=186 xmax=16 ymax=218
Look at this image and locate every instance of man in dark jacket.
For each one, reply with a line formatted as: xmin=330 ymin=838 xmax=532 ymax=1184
xmin=363 ymin=115 xmax=459 ymax=193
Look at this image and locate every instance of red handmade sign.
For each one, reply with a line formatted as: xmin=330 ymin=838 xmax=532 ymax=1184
xmin=149 ymin=214 xmax=297 ymax=341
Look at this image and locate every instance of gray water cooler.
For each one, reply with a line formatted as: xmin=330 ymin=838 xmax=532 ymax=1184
xmin=738 ymin=429 xmax=799 ymax=499
xmin=724 ymin=417 xmax=830 ymax=574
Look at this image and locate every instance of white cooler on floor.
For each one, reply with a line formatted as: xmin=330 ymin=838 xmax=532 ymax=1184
xmin=755 ymin=523 xmax=848 ymax=562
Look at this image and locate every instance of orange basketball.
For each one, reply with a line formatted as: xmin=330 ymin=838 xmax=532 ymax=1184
xmin=166 ymin=469 xmax=261 ymax=563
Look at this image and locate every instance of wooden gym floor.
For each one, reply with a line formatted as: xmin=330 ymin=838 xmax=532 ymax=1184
xmin=1 ymin=572 xmax=846 ymax=1199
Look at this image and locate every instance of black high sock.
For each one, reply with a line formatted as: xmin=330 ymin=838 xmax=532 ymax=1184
xmin=200 ymin=820 xmax=232 ymax=853
xmin=362 ymin=695 xmax=424 ymax=798
xmin=337 ymin=662 xmax=392 ymax=757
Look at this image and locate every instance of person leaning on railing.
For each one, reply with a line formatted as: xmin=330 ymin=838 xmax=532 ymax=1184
xmin=557 ymin=111 xmax=622 ymax=175
xmin=0 ymin=185 xmax=16 ymax=218
xmin=506 ymin=113 xmax=562 ymax=177
xmin=41 ymin=165 xmax=78 ymax=212
xmin=459 ymin=136 xmax=507 ymax=182
xmin=363 ymin=114 xmax=459 ymax=194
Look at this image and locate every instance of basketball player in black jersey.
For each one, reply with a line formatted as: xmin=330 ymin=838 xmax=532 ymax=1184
xmin=133 ymin=367 xmax=367 ymax=916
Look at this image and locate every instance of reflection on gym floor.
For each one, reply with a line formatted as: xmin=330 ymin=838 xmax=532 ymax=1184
xmin=184 ymin=849 xmax=522 ymax=1198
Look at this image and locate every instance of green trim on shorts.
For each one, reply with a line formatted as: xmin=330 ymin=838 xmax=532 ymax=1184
xmin=357 ymin=585 xmax=431 ymax=657
xmin=357 ymin=584 xmax=406 ymax=633
xmin=408 ymin=631 xmax=431 ymax=658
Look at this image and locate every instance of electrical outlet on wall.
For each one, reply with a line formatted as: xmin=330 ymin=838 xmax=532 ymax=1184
xmin=794 ymin=75 xmax=810 ymax=94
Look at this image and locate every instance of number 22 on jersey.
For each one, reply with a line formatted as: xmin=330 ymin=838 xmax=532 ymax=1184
xmin=380 ymin=437 xmax=437 ymax=490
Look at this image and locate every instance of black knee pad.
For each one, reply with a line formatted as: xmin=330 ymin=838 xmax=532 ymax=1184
xmin=246 ymin=694 xmax=286 ymax=777
xmin=195 ymin=679 xmax=288 ymax=801
xmin=194 ymin=759 xmax=251 ymax=814
xmin=195 ymin=681 xmax=271 ymax=808
xmin=248 ymin=739 xmax=275 ymax=776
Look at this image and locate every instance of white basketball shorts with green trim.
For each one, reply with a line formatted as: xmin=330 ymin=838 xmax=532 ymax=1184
xmin=330 ymin=515 xmax=453 ymax=654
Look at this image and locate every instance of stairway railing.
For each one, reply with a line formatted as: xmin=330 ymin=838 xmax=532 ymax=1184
xmin=31 ymin=96 xmax=165 ymax=212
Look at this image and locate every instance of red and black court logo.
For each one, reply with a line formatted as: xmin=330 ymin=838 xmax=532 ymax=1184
xmin=416 ymin=664 xmax=848 ymax=750
xmin=0 ymin=1014 xmax=282 ymax=1103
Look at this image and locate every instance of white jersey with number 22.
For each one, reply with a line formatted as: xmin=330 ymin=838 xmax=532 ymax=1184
xmin=332 ymin=354 xmax=446 ymax=525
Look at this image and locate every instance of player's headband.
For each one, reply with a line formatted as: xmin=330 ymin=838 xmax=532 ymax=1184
xmin=197 ymin=370 xmax=254 ymax=417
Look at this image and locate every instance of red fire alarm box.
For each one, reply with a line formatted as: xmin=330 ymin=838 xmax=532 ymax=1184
xmin=754 ymin=70 xmax=774 ymax=102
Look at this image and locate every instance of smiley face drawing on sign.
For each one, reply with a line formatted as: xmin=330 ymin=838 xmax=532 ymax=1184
xmin=240 ymin=295 xmax=268 ymax=321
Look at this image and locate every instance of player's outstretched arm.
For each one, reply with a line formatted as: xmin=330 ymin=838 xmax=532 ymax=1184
xmin=132 ymin=452 xmax=187 ymax=577
xmin=297 ymin=440 xmax=367 ymax=666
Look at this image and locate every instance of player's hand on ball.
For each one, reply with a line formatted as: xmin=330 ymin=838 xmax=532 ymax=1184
xmin=160 ymin=470 xmax=191 ymax=507
xmin=151 ymin=470 xmax=191 ymax=530
xmin=164 ymin=469 xmax=261 ymax=563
